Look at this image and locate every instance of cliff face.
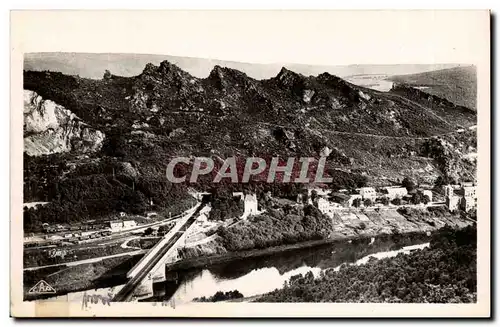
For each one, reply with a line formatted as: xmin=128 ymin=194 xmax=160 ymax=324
xmin=23 ymin=90 xmax=105 ymax=156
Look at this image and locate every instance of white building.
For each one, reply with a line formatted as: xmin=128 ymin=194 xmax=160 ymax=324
xmin=358 ymin=187 xmax=376 ymax=201
xmin=446 ymin=195 xmax=460 ymax=211
xmin=422 ymin=190 xmax=433 ymax=202
xmin=463 ymin=186 xmax=477 ymax=198
xmin=317 ymin=197 xmax=341 ymax=218
xmin=460 ymin=185 xmax=477 ymax=212
xmin=383 ymin=187 xmax=408 ymax=200
xmin=123 ymin=220 xmax=137 ymax=229
xmin=445 ymin=184 xmax=477 ymax=212
xmin=461 ymin=197 xmax=477 ymax=212
xmin=243 ymin=193 xmax=258 ymax=218
xmin=108 ymin=220 xmax=137 ymax=232
xmin=234 ymin=193 xmax=258 ymax=220
xmin=109 ymin=220 xmax=123 ymax=231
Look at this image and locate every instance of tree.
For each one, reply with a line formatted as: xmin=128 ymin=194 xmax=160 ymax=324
xmin=402 ymin=177 xmax=416 ymax=192
xmin=310 ymin=190 xmax=318 ymax=202
xmin=143 ymin=227 xmax=154 ymax=236
xmin=364 ymin=199 xmax=373 ymax=207
xmin=158 ymin=225 xmax=169 ymax=234
xmin=434 ymin=175 xmax=456 ymax=187
xmin=103 ymin=69 xmax=112 ymax=80
xmin=411 ymin=192 xmax=424 ymax=205
xmin=423 ymin=195 xmax=431 ymax=205
xmin=380 ymin=197 xmax=390 ymax=206
xmin=352 ymin=198 xmax=362 ymax=208
xmin=392 ymin=198 xmax=402 ymax=206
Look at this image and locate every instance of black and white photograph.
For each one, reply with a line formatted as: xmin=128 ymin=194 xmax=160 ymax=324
xmin=10 ymin=9 xmax=491 ymax=318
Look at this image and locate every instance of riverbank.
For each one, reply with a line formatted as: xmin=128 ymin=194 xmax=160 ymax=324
xmin=26 ymin=208 xmax=473 ymax=301
xmin=256 ymin=225 xmax=477 ymax=303
xmin=156 ymin=236 xmax=434 ymax=305
xmin=167 ymin=208 xmax=473 ymax=272
xmin=166 ymin=232 xmax=425 ymax=272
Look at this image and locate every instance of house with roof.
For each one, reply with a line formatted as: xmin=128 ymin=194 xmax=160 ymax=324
xmin=357 ymin=187 xmax=376 ymax=201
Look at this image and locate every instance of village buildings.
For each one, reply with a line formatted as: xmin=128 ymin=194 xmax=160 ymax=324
xmin=233 ymin=192 xmax=259 ymax=220
xmin=317 ymin=197 xmax=342 ymax=218
xmin=358 ymin=187 xmax=376 ymax=201
xmin=444 ymin=184 xmax=477 ymax=212
xmin=108 ymin=220 xmax=137 ymax=232
xmin=382 ymin=186 xmax=408 ymax=200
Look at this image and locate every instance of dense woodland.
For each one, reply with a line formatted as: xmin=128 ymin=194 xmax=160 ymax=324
xmin=23 ymin=153 xmax=193 ymax=232
xmin=217 ymin=204 xmax=333 ymax=251
xmin=257 ymin=225 xmax=477 ymax=303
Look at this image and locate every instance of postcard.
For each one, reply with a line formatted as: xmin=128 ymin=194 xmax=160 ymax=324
xmin=10 ymin=9 xmax=490 ymax=318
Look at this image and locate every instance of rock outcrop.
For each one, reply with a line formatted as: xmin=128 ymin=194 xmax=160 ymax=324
xmin=24 ymin=90 xmax=105 ymax=156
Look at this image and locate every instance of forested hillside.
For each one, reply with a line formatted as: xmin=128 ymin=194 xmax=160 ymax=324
xmin=257 ymin=225 xmax=477 ymax=303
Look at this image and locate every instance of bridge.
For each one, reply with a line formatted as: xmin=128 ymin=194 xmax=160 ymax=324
xmin=112 ymin=203 xmax=205 ymax=302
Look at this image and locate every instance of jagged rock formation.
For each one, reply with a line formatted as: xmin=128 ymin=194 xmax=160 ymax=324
xmin=24 ymin=90 xmax=105 ymax=156
xmin=22 ymin=61 xmax=477 ymax=189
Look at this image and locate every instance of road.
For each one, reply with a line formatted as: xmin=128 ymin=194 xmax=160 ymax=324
xmin=112 ymin=204 xmax=203 ymax=302
xmin=23 ymin=249 xmax=146 ymax=271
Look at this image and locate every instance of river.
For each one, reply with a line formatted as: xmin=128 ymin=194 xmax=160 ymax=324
xmin=39 ymin=233 xmax=431 ymax=304
xmin=146 ymin=233 xmax=431 ymax=304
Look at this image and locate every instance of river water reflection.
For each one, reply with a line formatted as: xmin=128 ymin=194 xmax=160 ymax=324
xmin=149 ymin=233 xmax=431 ymax=304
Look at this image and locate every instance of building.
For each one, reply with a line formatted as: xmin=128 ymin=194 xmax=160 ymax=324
xmin=296 ymin=193 xmax=305 ymax=204
xmin=462 ymin=186 xmax=477 ymax=198
xmin=123 ymin=220 xmax=137 ymax=229
xmin=460 ymin=185 xmax=477 ymax=212
xmin=243 ymin=193 xmax=258 ymax=218
xmin=444 ymin=184 xmax=477 ymax=212
xmin=358 ymin=187 xmax=376 ymax=201
xmin=234 ymin=193 xmax=258 ymax=220
xmin=446 ymin=195 xmax=460 ymax=211
xmin=422 ymin=190 xmax=433 ymax=202
xmin=460 ymin=196 xmax=477 ymax=212
xmin=444 ymin=185 xmax=455 ymax=197
xmin=317 ymin=197 xmax=341 ymax=218
xmin=109 ymin=220 xmax=123 ymax=231
xmin=146 ymin=212 xmax=158 ymax=219
xmin=382 ymin=187 xmax=408 ymax=200
xmin=107 ymin=220 xmax=137 ymax=232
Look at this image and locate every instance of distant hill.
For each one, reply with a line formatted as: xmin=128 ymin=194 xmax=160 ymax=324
xmin=24 ymin=52 xmax=461 ymax=81
xmin=388 ymin=66 xmax=477 ymax=110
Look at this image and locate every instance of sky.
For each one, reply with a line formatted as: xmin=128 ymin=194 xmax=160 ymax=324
xmin=14 ymin=10 xmax=489 ymax=79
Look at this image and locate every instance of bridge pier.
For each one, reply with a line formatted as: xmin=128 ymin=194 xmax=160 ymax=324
xmin=133 ymin=274 xmax=154 ymax=300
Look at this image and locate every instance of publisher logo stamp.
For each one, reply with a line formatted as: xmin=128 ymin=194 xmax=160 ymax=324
xmin=28 ymin=280 xmax=56 ymax=294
